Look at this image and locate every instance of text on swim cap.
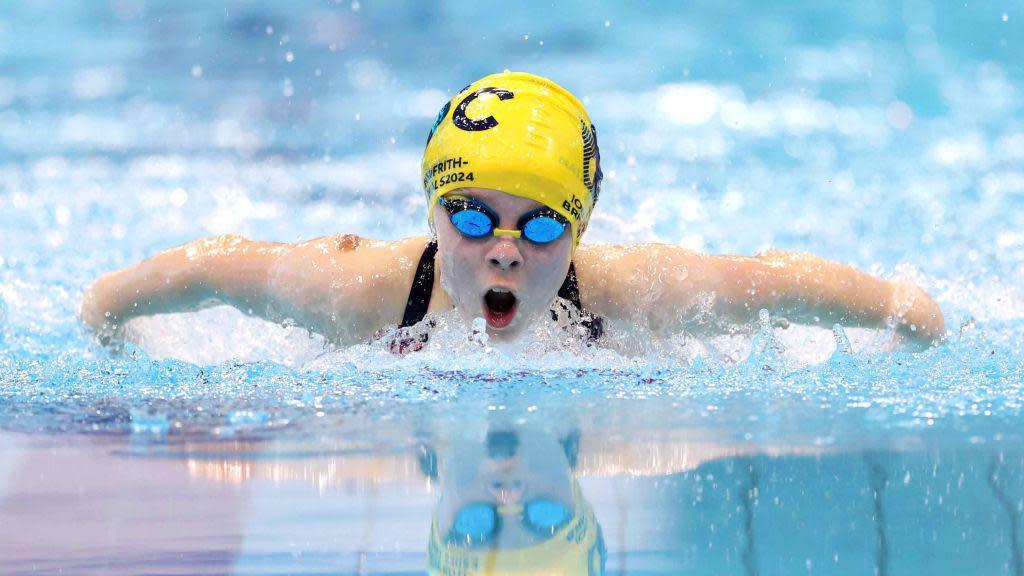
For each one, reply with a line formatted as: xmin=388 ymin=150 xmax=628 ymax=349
xmin=562 ymin=195 xmax=584 ymax=221
xmin=423 ymin=156 xmax=474 ymax=193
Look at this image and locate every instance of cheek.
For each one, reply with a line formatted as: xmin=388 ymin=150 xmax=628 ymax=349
xmin=436 ymin=234 xmax=484 ymax=308
xmin=524 ymin=242 xmax=573 ymax=297
xmin=435 ymin=213 xmax=470 ymax=276
xmin=437 ymin=241 xmax=472 ymax=283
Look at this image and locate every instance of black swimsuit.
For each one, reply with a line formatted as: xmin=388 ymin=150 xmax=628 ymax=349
xmin=389 ymin=240 xmax=603 ymax=353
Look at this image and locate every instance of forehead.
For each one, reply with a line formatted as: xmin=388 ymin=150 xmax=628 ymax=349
xmin=448 ymin=187 xmax=545 ymax=213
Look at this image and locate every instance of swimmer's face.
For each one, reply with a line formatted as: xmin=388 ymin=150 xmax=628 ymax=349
xmin=433 ymin=187 xmax=572 ymax=340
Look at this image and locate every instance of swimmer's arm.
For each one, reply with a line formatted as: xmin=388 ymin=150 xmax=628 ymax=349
xmin=705 ymin=249 xmax=946 ymax=347
xmin=80 ymin=234 xmax=407 ymax=346
xmin=81 ymin=235 xmax=288 ymax=344
xmin=576 ymin=245 xmax=945 ymax=348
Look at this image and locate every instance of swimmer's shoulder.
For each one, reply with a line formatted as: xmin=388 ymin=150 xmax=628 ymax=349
xmin=292 ymin=234 xmax=434 ymax=325
xmin=573 ymin=242 xmax=702 ymax=277
xmin=298 ymin=233 xmax=429 ymax=259
xmin=571 ymin=242 xmax=704 ymax=317
xmin=292 ymin=232 xmax=431 ymax=280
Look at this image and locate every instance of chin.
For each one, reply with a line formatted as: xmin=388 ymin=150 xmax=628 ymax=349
xmin=486 ymin=306 xmax=543 ymax=341
xmin=486 ymin=324 xmax=521 ymax=341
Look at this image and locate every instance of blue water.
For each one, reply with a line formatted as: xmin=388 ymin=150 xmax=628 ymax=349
xmin=1 ymin=1 xmax=1023 ymax=574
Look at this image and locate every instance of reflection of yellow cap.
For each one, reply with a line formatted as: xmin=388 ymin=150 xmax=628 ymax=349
xmin=427 ymin=480 xmax=605 ymax=575
xmin=423 ymin=71 xmax=603 ymax=248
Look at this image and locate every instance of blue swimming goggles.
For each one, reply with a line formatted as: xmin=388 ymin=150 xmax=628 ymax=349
xmin=438 ymin=195 xmax=569 ymax=245
xmin=449 ymin=497 xmax=573 ymax=546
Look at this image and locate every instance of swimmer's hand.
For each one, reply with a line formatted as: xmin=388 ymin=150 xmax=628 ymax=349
xmin=80 ymin=275 xmax=125 ymax=348
xmin=886 ymin=280 xmax=946 ymax=350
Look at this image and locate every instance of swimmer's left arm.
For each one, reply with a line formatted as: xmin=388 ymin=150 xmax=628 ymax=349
xmin=575 ymin=244 xmax=946 ymax=348
xmin=713 ymin=249 xmax=945 ymax=347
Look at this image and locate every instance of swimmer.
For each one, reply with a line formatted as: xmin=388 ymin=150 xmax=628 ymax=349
xmin=80 ymin=71 xmax=946 ymax=352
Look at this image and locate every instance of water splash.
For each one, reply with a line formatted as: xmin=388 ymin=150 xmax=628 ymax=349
xmin=745 ymin=309 xmax=787 ymax=375
xmin=0 ymin=295 xmax=7 ymax=345
xmin=831 ymin=324 xmax=854 ymax=357
xmin=824 ymin=323 xmax=859 ymax=373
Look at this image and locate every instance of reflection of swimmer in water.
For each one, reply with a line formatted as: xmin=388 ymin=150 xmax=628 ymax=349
xmin=81 ymin=71 xmax=945 ymax=351
xmin=420 ymin=425 xmax=605 ymax=575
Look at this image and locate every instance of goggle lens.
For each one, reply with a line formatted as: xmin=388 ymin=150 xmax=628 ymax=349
xmin=450 ymin=209 xmax=493 ymax=238
xmin=521 ymin=215 xmax=567 ymax=244
xmin=452 ymin=502 xmax=498 ymax=544
xmin=524 ymin=499 xmax=571 ymax=536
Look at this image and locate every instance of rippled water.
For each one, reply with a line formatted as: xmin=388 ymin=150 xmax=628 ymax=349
xmin=1 ymin=1 xmax=1023 ymax=574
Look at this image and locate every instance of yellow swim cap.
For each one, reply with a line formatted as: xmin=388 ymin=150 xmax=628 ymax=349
xmin=422 ymin=71 xmax=603 ymax=248
xmin=427 ymin=480 xmax=606 ymax=575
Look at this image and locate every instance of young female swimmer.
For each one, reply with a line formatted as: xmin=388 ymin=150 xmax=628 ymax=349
xmin=80 ymin=71 xmax=946 ymax=352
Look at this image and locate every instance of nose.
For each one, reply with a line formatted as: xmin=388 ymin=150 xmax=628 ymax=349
xmin=486 ymin=239 xmax=522 ymax=271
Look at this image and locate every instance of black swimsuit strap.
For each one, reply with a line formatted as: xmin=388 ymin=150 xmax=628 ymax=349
xmin=557 ymin=262 xmax=584 ymax=310
xmin=399 ymin=239 xmax=437 ymax=328
xmin=556 ymin=262 xmax=604 ymax=341
xmin=399 ymin=239 xmax=603 ymax=340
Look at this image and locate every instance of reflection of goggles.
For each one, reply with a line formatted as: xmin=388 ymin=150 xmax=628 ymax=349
xmin=450 ymin=498 xmax=572 ymax=547
xmin=429 ymin=480 xmax=605 ymax=575
xmin=438 ymin=195 xmax=569 ymax=245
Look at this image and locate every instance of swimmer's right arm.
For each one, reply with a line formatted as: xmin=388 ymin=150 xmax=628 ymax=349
xmin=80 ymin=234 xmax=419 ymax=346
xmin=81 ymin=235 xmax=286 ymax=345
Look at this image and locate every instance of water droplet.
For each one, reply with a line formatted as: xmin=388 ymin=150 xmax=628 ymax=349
xmin=746 ymin=309 xmax=786 ymax=372
xmin=832 ymin=324 xmax=854 ymax=355
xmin=169 ymin=187 xmax=188 ymax=207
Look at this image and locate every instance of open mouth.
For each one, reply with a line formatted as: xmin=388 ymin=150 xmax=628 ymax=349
xmin=483 ymin=288 xmax=518 ymax=329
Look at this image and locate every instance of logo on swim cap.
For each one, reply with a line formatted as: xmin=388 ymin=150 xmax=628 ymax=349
xmin=581 ymin=122 xmax=603 ymax=204
xmin=425 ymin=100 xmax=452 ymax=148
xmin=452 ymin=87 xmax=515 ymax=132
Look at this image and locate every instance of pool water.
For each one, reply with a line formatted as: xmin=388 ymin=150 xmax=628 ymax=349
xmin=1 ymin=1 xmax=1023 ymax=574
